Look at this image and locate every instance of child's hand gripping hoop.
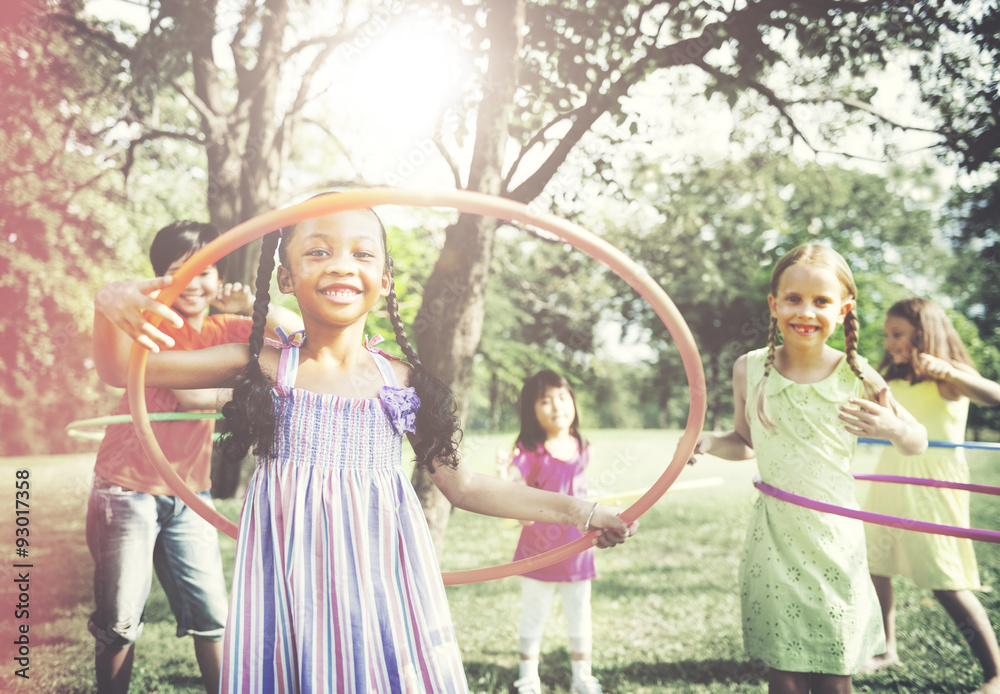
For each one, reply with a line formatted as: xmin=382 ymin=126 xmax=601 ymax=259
xmin=126 ymin=188 xmax=708 ymax=584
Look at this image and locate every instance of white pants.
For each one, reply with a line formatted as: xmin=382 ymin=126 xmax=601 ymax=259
xmin=518 ymin=577 xmax=593 ymax=656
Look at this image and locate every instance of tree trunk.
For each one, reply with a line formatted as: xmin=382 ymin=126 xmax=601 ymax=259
xmin=185 ymin=0 xmax=290 ymax=495
xmin=411 ymin=0 xmax=524 ymax=559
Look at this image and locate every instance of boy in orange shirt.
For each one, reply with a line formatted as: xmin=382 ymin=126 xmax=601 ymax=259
xmin=87 ymin=221 xmax=300 ymax=693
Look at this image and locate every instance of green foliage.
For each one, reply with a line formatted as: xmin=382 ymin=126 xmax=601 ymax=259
xmin=0 ymin=7 xmax=146 ymax=456
xmin=469 ymin=153 xmax=957 ymax=433
xmin=366 ymin=221 xmax=442 ymax=359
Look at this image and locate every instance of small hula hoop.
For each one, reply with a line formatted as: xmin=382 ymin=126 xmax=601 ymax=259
xmin=754 ymin=475 xmax=1000 ymax=543
xmin=127 ymin=188 xmax=707 ymax=585
xmin=859 ymin=437 xmax=1000 ymax=451
xmin=66 ymin=413 xmax=223 ymax=441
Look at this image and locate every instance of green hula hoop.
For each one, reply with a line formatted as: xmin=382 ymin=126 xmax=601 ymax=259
xmin=66 ymin=412 xmax=223 ymax=441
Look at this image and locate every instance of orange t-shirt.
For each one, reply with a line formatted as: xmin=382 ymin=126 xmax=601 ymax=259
xmin=93 ymin=313 xmax=253 ymax=495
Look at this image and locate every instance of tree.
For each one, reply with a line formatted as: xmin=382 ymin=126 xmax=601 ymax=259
xmin=48 ymin=0 xmax=995 ymax=550
xmin=0 ymin=1 xmax=150 ymax=455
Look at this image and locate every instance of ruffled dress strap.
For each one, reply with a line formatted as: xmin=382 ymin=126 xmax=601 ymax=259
xmin=364 ymin=334 xmax=421 ymax=436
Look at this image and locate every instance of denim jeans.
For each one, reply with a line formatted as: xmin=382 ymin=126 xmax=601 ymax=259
xmin=86 ymin=475 xmax=228 ymax=648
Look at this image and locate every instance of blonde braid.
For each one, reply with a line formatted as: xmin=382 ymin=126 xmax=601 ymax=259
xmin=755 ymin=316 xmax=779 ymax=432
xmin=844 ymin=306 xmax=892 ymax=406
xmin=843 ymin=307 xmax=865 ymax=381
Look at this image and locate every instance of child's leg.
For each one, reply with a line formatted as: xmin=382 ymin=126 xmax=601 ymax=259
xmin=516 ymin=578 xmax=556 ymax=691
xmin=861 ymin=574 xmax=899 ymax=672
xmin=810 ymin=673 xmax=852 ymax=694
xmin=153 ymin=491 xmax=228 ymax=694
xmin=560 ymin=580 xmax=593 ymax=660
xmin=95 ymin=644 xmax=135 ymax=694
xmin=561 ymin=580 xmax=600 ymax=692
xmin=933 ymin=589 xmax=1000 ymax=692
xmin=519 ymin=578 xmax=557 ymax=658
xmin=86 ymin=477 xmax=159 ymax=693
xmin=193 ymin=637 xmax=222 ymax=694
xmin=767 ymin=669 xmax=810 ymax=694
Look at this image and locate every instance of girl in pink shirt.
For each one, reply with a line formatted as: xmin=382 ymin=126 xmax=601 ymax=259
xmin=497 ymin=370 xmax=602 ymax=694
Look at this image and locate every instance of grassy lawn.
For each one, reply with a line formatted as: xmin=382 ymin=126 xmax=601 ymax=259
xmin=1 ymin=430 xmax=998 ymax=693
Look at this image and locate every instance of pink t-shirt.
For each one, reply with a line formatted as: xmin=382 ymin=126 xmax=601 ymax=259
xmin=512 ymin=442 xmax=597 ymax=582
xmin=93 ymin=313 xmax=252 ymax=495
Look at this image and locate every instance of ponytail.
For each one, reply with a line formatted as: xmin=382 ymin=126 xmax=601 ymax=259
xmin=220 ymin=231 xmax=281 ymax=462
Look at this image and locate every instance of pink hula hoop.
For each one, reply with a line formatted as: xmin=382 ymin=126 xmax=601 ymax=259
xmin=754 ymin=475 xmax=1000 ymax=544
xmin=127 ymin=188 xmax=707 ymax=585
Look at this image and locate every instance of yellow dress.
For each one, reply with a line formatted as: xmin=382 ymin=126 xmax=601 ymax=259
xmin=740 ymin=348 xmax=884 ymax=675
xmin=864 ymin=379 xmax=980 ymax=590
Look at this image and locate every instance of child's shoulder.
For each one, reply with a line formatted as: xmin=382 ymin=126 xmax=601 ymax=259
xmin=387 ymin=356 xmax=412 ymax=387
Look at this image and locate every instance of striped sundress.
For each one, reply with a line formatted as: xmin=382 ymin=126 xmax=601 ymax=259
xmin=220 ymin=342 xmax=469 ymax=693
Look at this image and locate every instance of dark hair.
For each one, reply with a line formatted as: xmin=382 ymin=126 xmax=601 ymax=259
xmin=220 ymin=201 xmax=462 ymax=471
xmin=149 ymin=220 xmax=227 ymax=279
xmin=879 ymin=297 xmax=974 ymax=383
xmin=515 ymin=370 xmax=585 ymax=453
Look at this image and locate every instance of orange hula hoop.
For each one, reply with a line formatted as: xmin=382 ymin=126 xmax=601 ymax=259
xmin=127 ymin=188 xmax=707 ymax=584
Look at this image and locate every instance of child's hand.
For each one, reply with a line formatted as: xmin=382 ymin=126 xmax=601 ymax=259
xmin=580 ymin=504 xmax=638 ymax=548
xmin=95 ymin=277 xmax=184 ymax=352
xmin=918 ymin=353 xmax=956 ymax=382
xmin=211 ymin=282 xmax=254 ymax=315
xmin=496 ymin=446 xmax=525 ymax=483
xmin=686 ymin=433 xmax=712 ymax=465
xmin=839 ymin=388 xmax=901 ymax=440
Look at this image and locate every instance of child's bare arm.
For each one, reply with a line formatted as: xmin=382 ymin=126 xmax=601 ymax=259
xmin=173 ymin=388 xmax=232 ymax=411
xmin=838 ymin=368 xmax=928 ymax=455
xmin=921 ymin=354 xmax=1000 ymax=406
xmin=428 ymin=456 xmax=637 ymax=548
xmin=690 ymin=354 xmax=755 ymax=462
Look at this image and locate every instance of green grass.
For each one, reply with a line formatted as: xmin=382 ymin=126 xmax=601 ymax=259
xmin=2 ymin=432 xmax=999 ymax=693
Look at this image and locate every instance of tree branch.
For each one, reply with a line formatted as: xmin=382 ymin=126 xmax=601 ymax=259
xmin=695 ymin=58 xmax=817 ymax=153
xmin=51 ymin=12 xmax=133 ymax=59
xmin=169 ymin=78 xmax=224 ymax=133
xmin=433 ymin=126 xmax=464 ymax=189
xmin=122 ymin=128 xmax=205 ymax=183
xmin=791 ymin=95 xmax=956 ymax=143
xmin=230 ymin=1 xmax=260 ymax=85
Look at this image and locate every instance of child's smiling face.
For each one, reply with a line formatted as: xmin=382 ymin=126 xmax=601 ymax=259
xmin=767 ymin=262 xmax=853 ymax=347
xmin=276 ymin=210 xmax=391 ymax=328
xmin=534 ymin=385 xmax=576 ymax=438
xmin=166 ymin=254 xmax=220 ymax=320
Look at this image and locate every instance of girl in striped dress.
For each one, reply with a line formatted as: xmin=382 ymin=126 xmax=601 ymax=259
xmin=93 ymin=200 xmax=637 ymax=694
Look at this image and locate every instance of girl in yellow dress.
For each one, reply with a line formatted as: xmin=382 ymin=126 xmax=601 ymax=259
xmin=863 ymin=297 xmax=1000 ymax=694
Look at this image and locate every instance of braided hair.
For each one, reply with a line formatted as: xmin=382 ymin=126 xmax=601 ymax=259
xmin=221 ymin=203 xmax=462 ymax=471
xmin=219 ymin=230 xmax=280 ymax=462
xmin=754 ymin=243 xmax=873 ymax=431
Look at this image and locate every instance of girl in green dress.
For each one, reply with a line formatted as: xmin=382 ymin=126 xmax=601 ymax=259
xmin=692 ymin=244 xmax=927 ymax=694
